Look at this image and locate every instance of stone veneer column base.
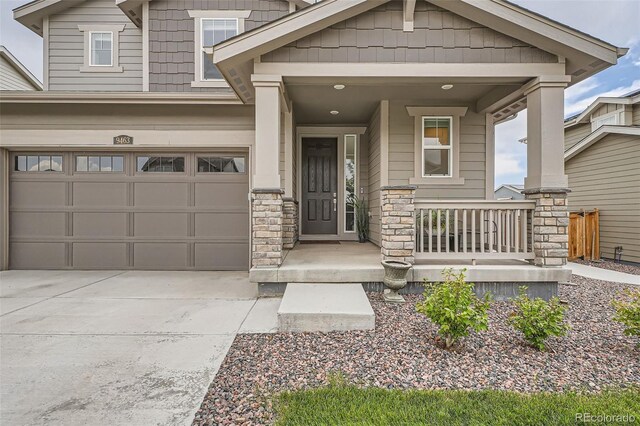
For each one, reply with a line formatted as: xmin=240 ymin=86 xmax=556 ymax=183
xmin=524 ymin=188 xmax=570 ymax=267
xmin=251 ymin=189 xmax=284 ymax=268
xmin=282 ymin=198 xmax=299 ymax=249
xmin=380 ymin=185 xmax=416 ymax=263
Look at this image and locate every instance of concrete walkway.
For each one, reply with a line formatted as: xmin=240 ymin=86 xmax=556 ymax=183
xmin=569 ymin=262 xmax=640 ymax=285
xmin=0 ymin=270 xmax=280 ymax=426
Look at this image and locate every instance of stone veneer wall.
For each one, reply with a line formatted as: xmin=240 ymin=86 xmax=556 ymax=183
xmin=525 ymin=189 xmax=569 ymax=267
xmin=380 ymin=186 xmax=416 ymax=263
xmin=251 ymin=190 xmax=284 ymax=267
xmin=282 ymin=198 xmax=299 ymax=249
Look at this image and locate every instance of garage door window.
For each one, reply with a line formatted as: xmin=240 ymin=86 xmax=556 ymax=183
xmin=14 ymin=155 xmax=63 ymax=172
xmin=137 ymin=156 xmax=185 ymax=173
xmin=197 ymin=156 xmax=245 ymax=173
xmin=76 ymin=155 xmax=124 ymax=172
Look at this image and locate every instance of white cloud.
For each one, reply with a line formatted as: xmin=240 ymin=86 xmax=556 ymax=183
xmin=495 ymin=152 xmax=525 ymax=178
xmin=565 ymin=79 xmax=600 ymax=101
xmin=565 ymin=79 xmax=640 ymax=116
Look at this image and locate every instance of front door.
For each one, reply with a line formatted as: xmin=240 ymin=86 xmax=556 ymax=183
xmin=301 ymin=138 xmax=338 ymax=235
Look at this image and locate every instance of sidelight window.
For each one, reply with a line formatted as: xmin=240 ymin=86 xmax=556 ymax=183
xmin=344 ymin=135 xmax=357 ymax=233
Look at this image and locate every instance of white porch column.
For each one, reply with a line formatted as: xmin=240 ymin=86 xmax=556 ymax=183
xmin=251 ymin=74 xmax=283 ymax=189
xmin=0 ymin=148 xmax=8 ymax=270
xmin=523 ymin=76 xmax=570 ymax=190
xmin=523 ymin=76 xmax=571 ymax=267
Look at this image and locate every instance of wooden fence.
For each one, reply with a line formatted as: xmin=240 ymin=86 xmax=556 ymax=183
xmin=568 ymin=209 xmax=600 ymax=260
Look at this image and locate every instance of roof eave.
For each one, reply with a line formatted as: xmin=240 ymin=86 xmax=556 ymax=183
xmin=0 ymin=91 xmax=242 ymax=105
xmin=0 ymin=47 xmax=43 ymax=90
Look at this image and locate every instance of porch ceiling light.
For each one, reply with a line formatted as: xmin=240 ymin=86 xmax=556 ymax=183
xmin=333 ymin=84 xmax=345 ymax=90
xmin=441 ymin=84 xmax=454 ymax=90
xmin=330 ymin=110 xmax=340 ymax=115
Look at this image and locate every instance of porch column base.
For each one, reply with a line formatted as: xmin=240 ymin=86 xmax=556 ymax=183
xmin=282 ymin=197 xmax=299 ymax=249
xmin=251 ymin=189 xmax=284 ymax=268
xmin=381 ymin=185 xmax=416 ymax=264
xmin=524 ymin=188 xmax=570 ymax=267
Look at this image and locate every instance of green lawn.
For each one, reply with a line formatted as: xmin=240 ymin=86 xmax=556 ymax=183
xmin=275 ymin=384 xmax=640 ymax=425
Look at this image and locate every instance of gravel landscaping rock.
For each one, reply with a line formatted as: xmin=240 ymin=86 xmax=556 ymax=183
xmin=573 ymin=259 xmax=640 ymax=275
xmin=193 ymin=277 xmax=640 ymax=425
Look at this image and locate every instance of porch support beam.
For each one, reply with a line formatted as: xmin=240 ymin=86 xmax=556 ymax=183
xmin=283 ymin=107 xmax=294 ymax=197
xmin=403 ymin=0 xmax=416 ymax=32
xmin=0 ymin=148 xmax=8 ymax=270
xmin=252 ymin=74 xmax=283 ymax=189
xmin=254 ymin=62 xmax=566 ymax=79
xmin=523 ymin=75 xmax=570 ymax=190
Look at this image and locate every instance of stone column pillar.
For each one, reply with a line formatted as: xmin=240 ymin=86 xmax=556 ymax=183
xmin=524 ymin=189 xmax=569 ymax=267
xmin=380 ymin=185 xmax=416 ymax=263
xmin=251 ymin=189 xmax=284 ymax=268
xmin=282 ymin=197 xmax=298 ymax=249
xmin=523 ymin=76 xmax=571 ymax=268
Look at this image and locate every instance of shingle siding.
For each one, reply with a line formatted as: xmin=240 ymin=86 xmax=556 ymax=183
xmin=262 ymin=2 xmax=557 ymax=64
xmin=149 ymin=0 xmax=289 ymax=92
xmin=566 ymin=133 xmax=640 ymax=264
xmin=48 ymin=0 xmax=143 ymax=91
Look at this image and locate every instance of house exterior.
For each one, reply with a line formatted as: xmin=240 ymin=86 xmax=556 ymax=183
xmin=495 ymin=184 xmax=524 ymax=200
xmin=0 ymin=0 xmax=626 ymax=288
xmin=0 ymin=46 xmax=42 ymax=91
xmin=564 ymin=90 xmax=640 ymax=264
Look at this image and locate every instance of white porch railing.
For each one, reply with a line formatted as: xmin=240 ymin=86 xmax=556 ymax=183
xmin=414 ymin=200 xmax=536 ymax=261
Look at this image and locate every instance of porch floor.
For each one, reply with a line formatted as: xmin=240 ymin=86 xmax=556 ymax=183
xmin=249 ymin=242 xmax=571 ymax=284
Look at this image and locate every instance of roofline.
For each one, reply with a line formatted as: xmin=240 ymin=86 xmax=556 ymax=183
xmin=564 ymin=93 xmax=640 ymax=128
xmin=564 ymin=125 xmax=640 ymax=160
xmin=495 ymin=184 xmax=524 ymax=193
xmin=0 ymin=91 xmax=242 ymax=105
xmin=0 ymin=46 xmax=43 ymax=90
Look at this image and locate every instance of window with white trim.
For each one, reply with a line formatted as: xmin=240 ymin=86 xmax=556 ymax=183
xmin=90 ymin=32 xmax=113 ymax=66
xmin=422 ymin=117 xmax=452 ymax=177
xmin=188 ymin=11 xmax=250 ymax=88
xmin=201 ymin=19 xmax=238 ymax=80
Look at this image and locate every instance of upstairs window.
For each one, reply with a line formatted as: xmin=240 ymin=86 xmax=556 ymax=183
xmin=90 ymin=32 xmax=113 ymax=66
xmin=201 ymin=19 xmax=238 ymax=80
xmin=188 ymin=11 xmax=250 ymax=88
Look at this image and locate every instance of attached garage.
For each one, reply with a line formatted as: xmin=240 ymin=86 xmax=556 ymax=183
xmin=9 ymin=151 xmax=250 ymax=270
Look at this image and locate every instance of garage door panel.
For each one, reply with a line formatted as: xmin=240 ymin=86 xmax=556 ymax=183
xmin=134 ymin=243 xmax=188 ymax=269
xmin=73 ymin=213 xmax=127 ymax=237
xmin=10 ymin=243 xmax=66 ymax=269
xmin=195 ymin=182 xmax=248 ymax=209
xmin=195 ymin=243 xmax=249 ymax=270
xmin=73 ymin=182 xmax=127 ymax=207
xmin=195 ymin=213 xmax=249 ymax=238
xmin=134 ymin=183 xmax=188 ymax=207
xmin=134 ymin=213 xmax=188 ymax=237
xmin=73 ymin=243 xmax=128 ymax=269
xmin=11 ymin=212 xmax=67 ymax=237
xmin=11 ymin=181 xmax=66 ymax=208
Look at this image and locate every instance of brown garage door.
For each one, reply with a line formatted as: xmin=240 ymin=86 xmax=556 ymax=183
xmin=9 ymin=152 xmax=249 ymax=270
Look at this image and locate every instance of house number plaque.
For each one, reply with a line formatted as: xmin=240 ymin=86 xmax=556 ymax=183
xmin=113 ymin=135 xmax=134 ymax=145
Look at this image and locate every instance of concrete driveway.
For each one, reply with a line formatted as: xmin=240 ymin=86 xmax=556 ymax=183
xmin=0 ymin=270 xmax=280 ymax=426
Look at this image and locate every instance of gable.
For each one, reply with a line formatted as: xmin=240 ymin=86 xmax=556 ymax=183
xmin=261 ymin=2 xmax=557 ymax=64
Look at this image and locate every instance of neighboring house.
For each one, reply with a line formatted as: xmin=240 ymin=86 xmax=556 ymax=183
xmin=495 ymin=184 xmax=524 ymax=200
xmin=0 ymin=46 xmax=42 ymax=91
xmin=0 ymin=0 xmax=626 ymax=290
xmin=564 ymin=90 xmax=640 ymax=264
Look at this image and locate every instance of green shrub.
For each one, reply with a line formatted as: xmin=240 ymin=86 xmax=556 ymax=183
xmin=612 ymin=288 xmax=640 ymax=346
xmin=509 ymin=287 xmax=568 ymax=351
xmin=416 ymin=269 xmax=490 ymax=349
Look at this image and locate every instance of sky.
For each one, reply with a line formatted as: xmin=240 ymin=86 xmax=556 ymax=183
xmin=1 ymin=0 xmax=639 ymax=189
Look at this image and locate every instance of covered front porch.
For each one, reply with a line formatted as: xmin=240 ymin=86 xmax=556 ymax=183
xmin=251 ymin=242 xmax=569 ymax=299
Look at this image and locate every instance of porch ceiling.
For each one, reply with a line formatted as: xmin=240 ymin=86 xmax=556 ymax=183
xmin=286 ymin=80 xmax=516 ymax=125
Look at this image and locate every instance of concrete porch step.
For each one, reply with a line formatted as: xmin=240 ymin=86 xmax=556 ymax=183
xmin=277 ymin=283 xmax=375 ymax=333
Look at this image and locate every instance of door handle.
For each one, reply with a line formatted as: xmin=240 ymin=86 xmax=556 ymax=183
xmin=333 ymin=197 xmax=337 ymax=212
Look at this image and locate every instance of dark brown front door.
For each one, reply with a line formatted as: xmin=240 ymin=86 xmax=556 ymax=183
xmin=301 ymin=138 xmax=338 ymax=235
